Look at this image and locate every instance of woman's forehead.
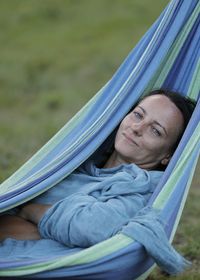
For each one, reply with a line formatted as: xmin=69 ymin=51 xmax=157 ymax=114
xmin=137 ymin=95 xmax=184 ymax=132
xmin=138 ymin=95 xmax=179 ymax=114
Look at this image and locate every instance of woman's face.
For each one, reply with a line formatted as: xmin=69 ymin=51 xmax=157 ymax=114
xmin=114 ymin=95 xmax=184 ymax=170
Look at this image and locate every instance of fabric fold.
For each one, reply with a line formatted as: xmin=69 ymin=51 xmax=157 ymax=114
xmin=122 ymin=206 xmax=191 ymax=275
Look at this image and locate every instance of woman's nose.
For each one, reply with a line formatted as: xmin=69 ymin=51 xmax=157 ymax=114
xmin=131 ymin=122 xmax=146 ymax=136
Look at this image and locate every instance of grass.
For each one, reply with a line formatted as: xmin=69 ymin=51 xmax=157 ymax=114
xmin=0 ymin=0 xmax=199 ymax=279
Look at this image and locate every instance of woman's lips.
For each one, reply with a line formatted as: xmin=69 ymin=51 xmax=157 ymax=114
xmin=123 ymin=133 xmax=139 ymax=146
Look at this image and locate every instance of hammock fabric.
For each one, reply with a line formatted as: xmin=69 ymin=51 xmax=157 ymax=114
xmin=0 ymin=0 xmax=199 ymax=279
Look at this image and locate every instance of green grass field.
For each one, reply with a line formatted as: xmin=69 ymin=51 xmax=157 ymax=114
xmin=0 ymin=1 xmax=199 ymax=279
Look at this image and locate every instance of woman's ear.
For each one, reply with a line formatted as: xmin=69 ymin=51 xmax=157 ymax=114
xmin=161 ymin=154 xmax=171 ymax=166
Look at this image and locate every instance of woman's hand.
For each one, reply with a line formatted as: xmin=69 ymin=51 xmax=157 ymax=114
xmin=0 ymin=214 xmax=41 ymax=241
xmin=18 ymin=203 xmax=52 ymax=225
xmin=0 ymin=203 xmax=52 ymax=241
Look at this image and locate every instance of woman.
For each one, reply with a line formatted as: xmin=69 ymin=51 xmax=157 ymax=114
xmin=0 ymin=89 xmax=196 ymax=247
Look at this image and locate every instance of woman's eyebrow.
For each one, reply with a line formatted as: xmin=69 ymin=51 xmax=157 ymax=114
xmin=138 ymin=105 xmax=168 ymax=136
xmin=154 ymin=121 xmax=168 ymax=136
xmin=137 ymin=106 xmax=146 ymax=115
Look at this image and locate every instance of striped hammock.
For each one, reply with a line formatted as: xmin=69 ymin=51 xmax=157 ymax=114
xmin=0 ymin=0 xmax=199 ymax=279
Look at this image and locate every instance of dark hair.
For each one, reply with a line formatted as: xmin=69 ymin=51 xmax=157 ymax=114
xmin=137 ymin=88 xmax=196 ymax=151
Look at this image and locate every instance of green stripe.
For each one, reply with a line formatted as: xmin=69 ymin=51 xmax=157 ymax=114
xmin=188 ymin=59 xmax=200 ymax=100
xmin=136 ymin=264 xmax=156 ymax=280
xmin=152 ymin=2 xmax=200 ymax=90
xmin=0 ymin=234 xmax=133 ymax=276
xmin=169 ymin=154 xmax=200 ymax=243
xmin=0 ymin=85 xmax=105 ymax=194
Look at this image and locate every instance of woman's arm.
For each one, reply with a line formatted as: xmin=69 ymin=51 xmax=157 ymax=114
xmin=18 ymin=203 xmax=51 ymax=224
xmin=0 ymin=214 xmax=41 ymax=241
xmin=36 ymin=191 xmax=146 ymax=248
xmin=17 ymin=185 xmax=146 ymax=247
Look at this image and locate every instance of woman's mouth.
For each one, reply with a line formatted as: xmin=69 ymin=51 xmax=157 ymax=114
xmin=123 ymin=133 xmax=139 ymax=146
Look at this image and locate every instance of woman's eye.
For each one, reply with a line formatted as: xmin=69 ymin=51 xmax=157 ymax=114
xmin=133 ymin=111 xmax=143 ymax=119
xmin=152 ymin=127 xmax=161 ymax=136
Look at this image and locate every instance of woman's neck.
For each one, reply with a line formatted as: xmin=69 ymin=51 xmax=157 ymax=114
xmin=103 ymin=151 xmax=128 ymax=168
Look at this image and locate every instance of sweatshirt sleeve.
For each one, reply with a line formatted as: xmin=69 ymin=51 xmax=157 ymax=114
xmin=38 ymin=190 xmax=147 ymax=248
